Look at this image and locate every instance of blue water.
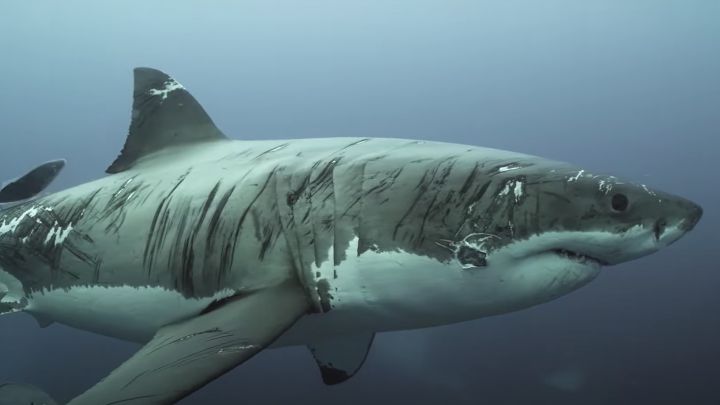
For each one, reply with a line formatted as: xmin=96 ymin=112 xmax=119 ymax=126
xmin=1 ymin=1 xmax=718 ymax=404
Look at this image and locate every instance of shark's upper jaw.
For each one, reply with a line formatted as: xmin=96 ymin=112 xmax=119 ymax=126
xmin=507 ymin=202 xmax=703 ymax=269
xmin=547 ymin=248 xmax=608 ymax=266
xmin=467 ymin=163 xmax=705 ymax=269
xmin=536 ymin=228 xmax=657 ymax=268
xmin=486 ymin=197 xmax=702 ymax=271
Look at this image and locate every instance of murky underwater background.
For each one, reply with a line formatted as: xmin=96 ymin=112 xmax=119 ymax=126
xmin=1 ymin=1 xmax=718 ymax=404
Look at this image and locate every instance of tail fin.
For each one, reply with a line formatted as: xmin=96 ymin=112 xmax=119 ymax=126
xmin=0 ymin=382 xmax=58 ymax=405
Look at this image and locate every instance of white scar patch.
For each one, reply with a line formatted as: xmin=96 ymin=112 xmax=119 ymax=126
xmin=568 ymin=170 xmax=585 ymax=182
xmin=598 ymin=179 xmax=613 ymax=194
xmin=512 ymin=181 xmax=524 ymax=201
xmin=148 ymin=78 xmax=185 ymax=100
xmin=43 ymin=221 xmax=74 ymax=246
xmin=0 ymin=205 xmax=39 ymax=235
xmin=641 ymin=184 xmax=657 ymax=196
xmin=498 ymin=164 xmax=521 ymax=173
xmin=498 ymin=179 xmax=524 ymax=203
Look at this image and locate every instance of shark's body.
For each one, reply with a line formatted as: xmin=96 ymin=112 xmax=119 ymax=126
xmin=7 ymin=139 xmax=609 ymax=343
xmin=0 ymin=69 xmax=702 ymax=405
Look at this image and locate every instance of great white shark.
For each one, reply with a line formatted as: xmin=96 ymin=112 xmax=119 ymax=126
xmin=0 ymin=68 xmax=702 ymax=404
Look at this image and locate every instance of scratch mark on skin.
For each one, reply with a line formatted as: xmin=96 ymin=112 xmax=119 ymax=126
xmin=338 ymin=165 xmax=401 ymax=221
xmin=223 ymin=167 xmax=278 ymax=283
xmin=147 ymin=78 xmax=184 ymax=101
xmin=392 ymin=185 xmax=427 ymax=240
xmin=169 ymin=181 xmax=223 ymax=296
xmin=258 ymin=229 xmax=273 ymax=260
xmin=205 ymin=186 xmax=235 ymax=252
xmin=459 ymin=163 xmax=480 ymax=195
xmin=255 ymin=143 xmax=290 ymax=159
xmin=0 ymin=189 xmax=102 ymax=290
xmin=340 ymin=138 xmax=371 ymax=151
xmin=99 ymin=176 xmax=152 ymax=235
xmin=0 ymin=206 xmax=40 ymax=235
xmin=105 ymin=395 xmax=160 ymax=405
xmin=286 ymin=161 xmax=322 ymax=208
xmin=417 ymin=193 xmax=439 ymax=247
xmin=144 ymin=170 xmax=190 ymax=274
xmin=43 ymin=222 xmax=74 ymax=246
xmin=131 ymin=335 xmax=257 ymax=386
xmin=215 ymin=148 xmax=254 ymax=162
xmin=454 ymin=180 xmax=492 ymax=238
xmin=195 ymin=182 xmax=221 ymax=236
xmin=217 ymin=344 xmax=260 ymax=354
xmin=497 ymin=164 xmax=521 ymax=173
xmin=392 ymin=156 xmax=457 ymax=241
xmin=303 ymin=157 xmax=342 ymax=268
xmin=568 ymin=170 xmax=585 ymax=182
xmin=146 ymin=327 xmax=222 ymax=355
xmin=488 ymin=162 xmax=530 ymax=176
xmin=598 ymin=180 xmax=613 ymax=194
xmin=641 ymin=184 xmax=656 ymax=196
xmin=541 ymin=191 xmax=572 ymax=205
xmin=497 ymin=179 xmax=525 ymax=204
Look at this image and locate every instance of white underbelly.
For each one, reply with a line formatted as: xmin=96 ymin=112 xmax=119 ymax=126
xmin=23 ymin=284 xmax=365 ymax=346
xmin=309 ymin=237 xmax=496 ymax=332
xmin=25 ymin=285 xmax=237 ymax=342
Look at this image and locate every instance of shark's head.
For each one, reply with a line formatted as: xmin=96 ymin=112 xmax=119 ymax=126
xmin=443 ymin=161 xmax=703 ymax=308
xmin=482 ymin=167 xmax=703 ymax=264
xmin=340 ymin=144 xmax=703 ymax=327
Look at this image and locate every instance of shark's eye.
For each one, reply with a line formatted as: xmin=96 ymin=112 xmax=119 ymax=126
xmin=611 ymin=193 xmax=629 ymax=212
xmin=457 ymin=246 xmax=487 ymax=268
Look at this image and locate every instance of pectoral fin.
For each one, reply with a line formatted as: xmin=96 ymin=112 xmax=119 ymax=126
xmin=308 ymin=332 xmax=375 ymax=385
xmin=68 ymin=283 xmax=309 ymax=405
xmin=0 ymin=159 xmax=65 ymax=204
xmin=0 ymin=382 xmax=58 ymax=405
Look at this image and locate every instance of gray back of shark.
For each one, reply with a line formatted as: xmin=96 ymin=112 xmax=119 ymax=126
xmin=0 ymin=68 xmax=702 ymax=404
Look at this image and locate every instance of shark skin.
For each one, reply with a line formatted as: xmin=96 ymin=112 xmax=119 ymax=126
xmin=0 ymin=68 xmax=703 ymax=404
xmin=0 ymin=158 xmax=66 ymax=315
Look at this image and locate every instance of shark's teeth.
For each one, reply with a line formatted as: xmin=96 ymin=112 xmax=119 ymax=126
xmin=0 ymin=291 xmax=27 ymax=314
xmin=550 ymin=249 xmax=607 ymax=266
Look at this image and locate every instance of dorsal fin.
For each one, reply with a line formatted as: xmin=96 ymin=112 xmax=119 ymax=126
xmin=106 ymin=67 xmax=227 ymax=174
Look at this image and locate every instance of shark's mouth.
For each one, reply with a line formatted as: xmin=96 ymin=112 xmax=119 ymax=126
xmin=0 ymin=271 xmax=28 ymax=315
xmin=0 ymin=293 xmax=27 ymax=314
xmin=548 ymin=249 xmax=608 ymax=266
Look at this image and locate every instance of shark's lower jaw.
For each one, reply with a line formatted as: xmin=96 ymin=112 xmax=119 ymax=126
xmin=494 ymin=225 xmax=671 ymax=269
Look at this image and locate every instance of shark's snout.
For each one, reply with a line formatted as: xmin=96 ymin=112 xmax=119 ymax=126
xmin=679 ymin=201 xmax=703 ymax=232
xmin=646 ymin=199 xmax=700 ymax=252
xmin=653 ymin=197 xmax=703 ymax=248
